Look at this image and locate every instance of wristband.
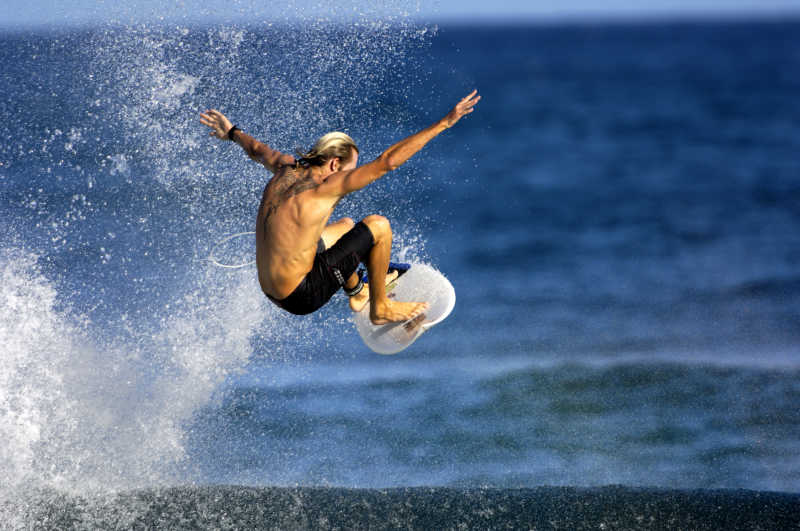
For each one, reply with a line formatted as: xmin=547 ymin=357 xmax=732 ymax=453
xmin=227 ymin=125 xmax=240 ymax=141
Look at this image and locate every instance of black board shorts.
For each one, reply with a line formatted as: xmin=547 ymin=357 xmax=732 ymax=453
xmin=268 ymin=221 xmax=375 ymax=315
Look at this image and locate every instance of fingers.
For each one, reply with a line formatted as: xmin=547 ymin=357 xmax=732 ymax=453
xmin=456 ymin=90 xmax=480 ymax=113
xmin=466 ymin=94 xmax=480 ymax=106
xmin=199 ymin=109 xmax=231 ymax=140
xmin=461 ymin=90 xmax=479 ymax=106
xmin=199 ymin=109 xmax=224 ymax=125
xmin=199 ymin=112 xmax=218 ymax=128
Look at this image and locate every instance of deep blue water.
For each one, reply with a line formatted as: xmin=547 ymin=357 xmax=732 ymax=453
xmin=1 ymin=17 xmax=799 ymax=528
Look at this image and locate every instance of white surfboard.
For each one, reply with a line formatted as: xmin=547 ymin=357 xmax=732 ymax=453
xmin=353 ymin=263 xmax=455 ymax=355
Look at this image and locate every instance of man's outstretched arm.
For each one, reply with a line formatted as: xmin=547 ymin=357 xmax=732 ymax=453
xmin=199 ymin=109 xmax=295 ymax=172
xmin=323 ymin=90 xmax=481 ymax=197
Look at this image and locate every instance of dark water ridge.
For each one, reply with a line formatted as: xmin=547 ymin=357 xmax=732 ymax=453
xmin=187 ymin=360 xmax=800 ymax=490
xmin=9 ymin=485 xmax=800 ymax=530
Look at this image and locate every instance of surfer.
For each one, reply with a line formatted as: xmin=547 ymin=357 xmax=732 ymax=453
xmin=199 ymin=90 xmax=480 ymax=324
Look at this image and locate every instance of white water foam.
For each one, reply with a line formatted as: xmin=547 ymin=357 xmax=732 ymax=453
xmin=0 ymin=250 xmax=82 ymax=490
xmin=0 ymin=249 xmax=265 ymax=493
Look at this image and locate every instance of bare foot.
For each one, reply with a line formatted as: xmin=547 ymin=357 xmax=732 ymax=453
xmin=349 ymin=270 xmax=399 ymax=313
xmin=370 ymin=299 xmax=429 ymax=325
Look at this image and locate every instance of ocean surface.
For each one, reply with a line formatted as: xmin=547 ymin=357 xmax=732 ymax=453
xmin=1 ymin=14 xmax=800 ymax=529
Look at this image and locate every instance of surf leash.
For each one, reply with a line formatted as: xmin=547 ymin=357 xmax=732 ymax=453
xmin=207 ymin=231 xmax=256 ymax=269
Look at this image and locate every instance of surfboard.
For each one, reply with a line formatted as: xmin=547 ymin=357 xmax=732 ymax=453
xmin=352 ymin=262 xmax=455 ymax=355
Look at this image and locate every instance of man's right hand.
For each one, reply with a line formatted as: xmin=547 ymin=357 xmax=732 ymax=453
xmin=200 ymin=109 xmax=235 ymax=140
xmin=442 ymin=90 xmax=481 ymax=129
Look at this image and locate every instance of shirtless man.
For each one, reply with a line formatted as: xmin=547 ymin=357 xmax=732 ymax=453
xmin=199 ymin=90 xmax=480 ymax=324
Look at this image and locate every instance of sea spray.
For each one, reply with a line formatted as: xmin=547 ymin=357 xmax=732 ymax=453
xmin=0 ymin=249 xmax=83 ymax=490
xmin=0 ymin=248 xmax=264 ymax=491
xmin=1 ymin=8 xmax=437 ymax=517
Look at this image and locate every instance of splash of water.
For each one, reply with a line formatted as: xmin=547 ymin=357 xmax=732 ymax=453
xmin=1 ymin=3 xmax=436 ymax=505
xmin=0 ymin=249 xmax=265 ymax=492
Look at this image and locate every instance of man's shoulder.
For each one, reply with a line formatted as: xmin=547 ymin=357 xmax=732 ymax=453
xmin=276 ymin=154 xmax=298 ymax=168
xmin=273 ymin=161 xmax=298 ymax=176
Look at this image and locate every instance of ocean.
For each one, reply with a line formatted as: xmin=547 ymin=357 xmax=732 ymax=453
xmin=1 ymin=15 xmax=799 ymax=529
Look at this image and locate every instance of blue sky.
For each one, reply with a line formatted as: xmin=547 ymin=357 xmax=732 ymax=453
xmin=3 ymin=0 xmax=800 ymax=29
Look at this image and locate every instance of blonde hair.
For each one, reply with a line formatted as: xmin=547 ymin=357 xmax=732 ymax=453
xmin=296 ymin=132 xmax=358 ymax=167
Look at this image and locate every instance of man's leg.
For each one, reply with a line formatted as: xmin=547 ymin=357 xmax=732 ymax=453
xmin=320 ymin=217 xmax=355 ymax=249
xmin=360 ymin=215 xmax=427 ymax=325
xmin=323 ymin=217 xmax=399 ymax=312
xmin=347 ymin=268 xmax=399 ymax=313
xmin=319 ymin=217 xmax=396 ymax=312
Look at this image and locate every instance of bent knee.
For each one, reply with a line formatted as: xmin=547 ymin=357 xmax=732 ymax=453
xmin=362 ymin=215 xmax=391 ymax=239
xmin=337 ymin=217 xmax=355 ymax=229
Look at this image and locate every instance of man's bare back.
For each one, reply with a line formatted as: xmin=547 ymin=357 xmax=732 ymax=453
xmin=255 ymin=163 xmax=341 ymax=299
xmin=199 ymin=90 xmax=480 ymax=324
